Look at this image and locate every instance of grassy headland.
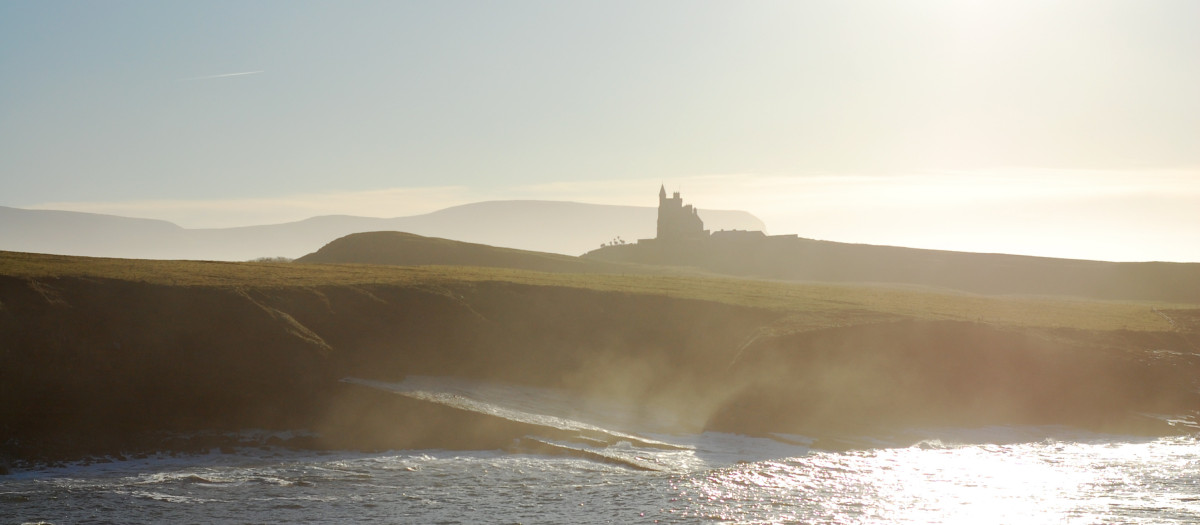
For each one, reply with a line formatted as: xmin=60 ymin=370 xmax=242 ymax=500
xmin=586 ymin=236 xmax=1200 ymax=304
xmin=2 ymin=243 xmax=1198 ymax=464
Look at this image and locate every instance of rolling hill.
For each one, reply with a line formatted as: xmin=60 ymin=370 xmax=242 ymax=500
xmin=584 ymin=236 xmax=1200 ymax=303
xmin=296 ymin=231 xmax=635 ymax=274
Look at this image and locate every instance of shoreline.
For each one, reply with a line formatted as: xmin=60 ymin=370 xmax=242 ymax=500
xmin=3 ymin=250 xmax=1198 ymax=466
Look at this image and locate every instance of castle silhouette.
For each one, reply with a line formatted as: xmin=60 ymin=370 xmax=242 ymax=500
xmin=650 ymin=185 xmax=784 ymax=244
xmin=657 ymin=185 xmax=709 ymax=241
xmin=590 ymin=186 xmax=794 ymax=252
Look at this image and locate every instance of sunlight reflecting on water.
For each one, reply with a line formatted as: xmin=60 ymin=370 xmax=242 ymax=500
xmin=676 ymin=437 xmax=1200 ymax=524
xmin=6 ymin=435 xmax=1200 ymax=524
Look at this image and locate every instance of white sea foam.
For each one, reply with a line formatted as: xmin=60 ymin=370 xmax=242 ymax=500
xmin=7 ymin=433 xmax=1200 ymax=523
xmin=7 ymin=376 xmax=1200 ymax=523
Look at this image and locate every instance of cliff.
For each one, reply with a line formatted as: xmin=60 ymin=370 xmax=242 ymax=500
xmin=2 ymin=249 xmax=1198 ymax=464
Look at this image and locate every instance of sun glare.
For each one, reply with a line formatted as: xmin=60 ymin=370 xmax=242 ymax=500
xmin=678 ymin=438 xmax=1174 ymax=523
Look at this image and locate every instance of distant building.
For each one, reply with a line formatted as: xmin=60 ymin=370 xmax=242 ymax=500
xmin=656 ymin=185 xmax=709 ymax=242
xmin=622 ymin=185 xmax=783 ymax=249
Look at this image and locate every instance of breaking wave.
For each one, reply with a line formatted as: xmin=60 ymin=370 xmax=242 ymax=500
xmin=6 ymin=375 xmax=1200 ymax=524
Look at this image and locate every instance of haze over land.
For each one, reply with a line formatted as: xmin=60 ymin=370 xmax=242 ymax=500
xmin=0 ymin=201 xmax=763 ymax=260
xmin=2 ymin=1 xmax=1199 ymax=262
xmin=7 ymin=3 xmax=1200 ymax=523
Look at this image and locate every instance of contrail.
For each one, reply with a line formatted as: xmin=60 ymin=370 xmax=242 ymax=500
xmin=179 ymin=70 xmax=264 ymax=81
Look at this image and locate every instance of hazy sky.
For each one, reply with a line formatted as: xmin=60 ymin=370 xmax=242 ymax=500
xmin=2 ymin=1 xmax=1198 ymax=261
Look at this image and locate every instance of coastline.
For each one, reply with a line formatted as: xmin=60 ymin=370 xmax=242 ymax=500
xmin=3 ymin=250 xmax=1197 ymax=467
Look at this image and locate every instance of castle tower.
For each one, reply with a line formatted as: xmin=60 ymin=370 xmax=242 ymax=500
xmin=656 ymin=186 xmax=708 ymax=241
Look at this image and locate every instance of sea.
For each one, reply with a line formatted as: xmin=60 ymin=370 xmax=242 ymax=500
xmin=4 ymin=376 xmax=1200 ymax=524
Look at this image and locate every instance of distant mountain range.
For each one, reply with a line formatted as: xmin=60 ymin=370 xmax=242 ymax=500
xmin=0 ymin=201 xmax=765 ymax=261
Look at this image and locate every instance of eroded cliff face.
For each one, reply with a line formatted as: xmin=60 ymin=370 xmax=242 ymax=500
xmin=0 ymin=276 xmax=336 ymax=459
xmin=0 ymin=275 xmax=775 ymax=461
xmin=2 ymin=275 xmax=1197 ymax=463
xmin=707 ymin=320 xmax=1200 ymax=439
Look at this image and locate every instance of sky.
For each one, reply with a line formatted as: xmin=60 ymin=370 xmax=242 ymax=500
xmin=2 ymin=0 xmax=1198 ymax=262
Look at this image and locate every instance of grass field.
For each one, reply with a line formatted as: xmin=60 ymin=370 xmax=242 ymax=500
xmin=2 ymin=250 xmax=1187 ymax=334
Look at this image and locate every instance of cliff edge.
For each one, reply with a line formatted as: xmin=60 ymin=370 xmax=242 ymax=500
xmin=3 ymin=249 xmax=1198 ymax=465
